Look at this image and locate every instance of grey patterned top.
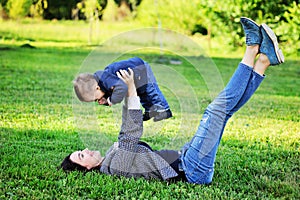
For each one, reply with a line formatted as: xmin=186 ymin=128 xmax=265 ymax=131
xmin=100 ymin=104 xmax=178 ymax=181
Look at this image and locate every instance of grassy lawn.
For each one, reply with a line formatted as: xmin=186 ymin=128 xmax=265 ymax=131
xmin=1 ymin=20 xmax=299 ymax=199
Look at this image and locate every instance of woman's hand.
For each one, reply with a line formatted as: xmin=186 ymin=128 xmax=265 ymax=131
xmin=117 ymin=68 xmax=137 ymax=97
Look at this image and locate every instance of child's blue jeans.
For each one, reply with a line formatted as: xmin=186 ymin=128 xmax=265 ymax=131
xmin=180 ymin=63 xmax=264 ymax=184
xmin=137 ymin=62 xmax=170 ymax=112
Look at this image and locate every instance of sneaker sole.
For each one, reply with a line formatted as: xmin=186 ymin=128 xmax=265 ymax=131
xmin=261 ymin=23 xmax=285 ymax=63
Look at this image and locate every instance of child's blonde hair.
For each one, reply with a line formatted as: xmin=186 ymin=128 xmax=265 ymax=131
xmin=73 ymin=73 xmax=97 ymax=102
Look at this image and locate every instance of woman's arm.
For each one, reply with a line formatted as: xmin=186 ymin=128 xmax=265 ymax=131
xmin=116 ymin=69 xmax=143 ymax=151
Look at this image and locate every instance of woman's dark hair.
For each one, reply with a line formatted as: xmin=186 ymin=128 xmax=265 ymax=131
xmin=60 ymin=154 xmax=88 ymax=172
xmin=59 ymin=154 xmax=100 ymax=173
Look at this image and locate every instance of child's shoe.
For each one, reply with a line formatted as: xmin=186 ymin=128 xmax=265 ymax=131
xmin=143 ymin=110 xmax=159 ymax=121
xmin=240 ymin=17 xmax=262 ymax=46
xmin=260 ymin=23 xmax=284 ymax=65
xmin=153 ymin=109 xmax=173 ymax=122
xmin=143 ymin=112 xmax=151 ymax=121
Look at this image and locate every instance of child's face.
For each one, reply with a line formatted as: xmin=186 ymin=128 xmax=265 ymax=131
xmin=94 ymin=87 xmax=107 ymax=105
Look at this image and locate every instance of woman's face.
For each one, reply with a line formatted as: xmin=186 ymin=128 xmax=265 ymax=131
xmin=70 ymin=148 xmax=103 ymax=170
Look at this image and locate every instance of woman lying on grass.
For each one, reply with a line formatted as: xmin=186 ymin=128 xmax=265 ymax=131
xmin=60 ymin=17 xmax=284 ymax=184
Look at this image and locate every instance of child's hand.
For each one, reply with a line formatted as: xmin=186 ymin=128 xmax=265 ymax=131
xmin=98 ymin=97 xmax=108 ymax=105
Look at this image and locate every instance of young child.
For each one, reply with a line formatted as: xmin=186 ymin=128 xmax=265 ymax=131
xmin=73 ymin=57 xmax=172 ymax=122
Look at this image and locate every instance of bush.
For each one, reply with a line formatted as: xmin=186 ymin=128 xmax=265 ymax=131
xmin=137 ymin=0 xmax=202 ymax=34
xmin=7 ymin=0 xmax=32 ymax=19
xmin=275 ymin=2 xmax=300 ymax=56
xmin=136 ymin=0 xmax=299 ymax=56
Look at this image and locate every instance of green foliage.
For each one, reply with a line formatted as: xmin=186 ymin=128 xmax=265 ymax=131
xmin=209 ymin=0 xmax=298 ymax=48
xmin=0 ymin=0 xmax=8 ymax=6
xmin=137 ymin=0 xmax=202 ymax=34
xmin=114 ymin=0 xmax=142 ymax=11
xmin=137 ymin=0 xmax=299 ymax=56
xmin=77 ymin=0 xmax=106 ymax=19
xmin=43 ymin=0 xmax=79 ymax=19
xmin=1 ymin=0 xmax=299 ymax=55
xmin=78 ymin=0 xmax=101 ymax=19
xmin=29 ymin=0 xmax=47 ymax=18
xmin=0 ymin=0 xmax=8 ymax=14
xmin=275 ymin=2 xmax=300 ymax=55
xmin=6 ymin=0 xmax=32 ymax=19
xmin=76 ymin=0 xmax=107 ymax=20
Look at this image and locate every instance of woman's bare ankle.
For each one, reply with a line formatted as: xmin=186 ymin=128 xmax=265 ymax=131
xmin=247 ymin=45 xmax=259 ymax=54
xmin=258 ymin=54 xmax=270 ymax=65
xmin=254 ymin=54 xmax=270 ymax=75
xmin=241 ymin=45 xmax=259 ymax=67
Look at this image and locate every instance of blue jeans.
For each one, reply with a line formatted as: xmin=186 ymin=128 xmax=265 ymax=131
xmin=136 ymin=62 xmax=170 ymax=112
xmin=180 ymin=63 xmax=264 ymax=184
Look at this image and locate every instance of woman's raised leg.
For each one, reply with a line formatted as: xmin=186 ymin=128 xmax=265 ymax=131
xmin=180 ymin=18 xmax=284 ymax=185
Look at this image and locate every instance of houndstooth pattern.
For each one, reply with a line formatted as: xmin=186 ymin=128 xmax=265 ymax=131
xmin=100 ymin=106 xmax=178 ymax=180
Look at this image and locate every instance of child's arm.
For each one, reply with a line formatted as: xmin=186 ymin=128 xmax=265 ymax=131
xmin=107 ymin=80 xmax=128 ymax=105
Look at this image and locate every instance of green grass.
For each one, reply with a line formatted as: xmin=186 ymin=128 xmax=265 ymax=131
xmin=1 ymin=19 xmax=300 ymax=199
